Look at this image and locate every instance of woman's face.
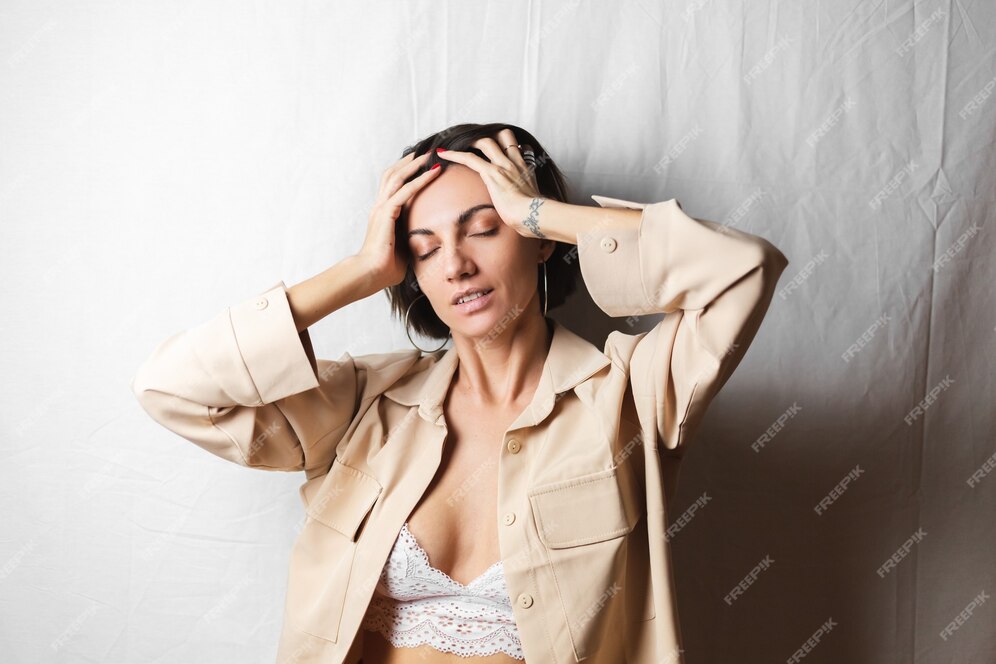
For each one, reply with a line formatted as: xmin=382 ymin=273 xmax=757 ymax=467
xmin=404 ymin=163 xmax=553 ymax=341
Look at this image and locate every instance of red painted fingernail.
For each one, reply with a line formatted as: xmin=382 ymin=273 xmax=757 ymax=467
xmin=430 ymin=163 xmax=441 ymax=170
xmin=435 ymin=147 xmax=446 ymax=153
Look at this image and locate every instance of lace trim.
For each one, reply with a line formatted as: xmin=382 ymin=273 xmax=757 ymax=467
xmin=360 ymin=522 xmax=525 ymax=660
xmin=364 ymin=610 xmax=524 ymax=659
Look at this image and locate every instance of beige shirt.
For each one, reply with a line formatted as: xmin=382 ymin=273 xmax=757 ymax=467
xmin=131 ymin=194 xmax=789 ymax=664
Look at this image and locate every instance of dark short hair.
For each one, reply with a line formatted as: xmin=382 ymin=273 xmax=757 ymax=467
xmin=385 ymin=122 xmax=581 ymax=342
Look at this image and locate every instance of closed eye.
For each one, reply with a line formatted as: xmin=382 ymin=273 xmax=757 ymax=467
xmin=416 ymin=228 xmax=499 ymax=261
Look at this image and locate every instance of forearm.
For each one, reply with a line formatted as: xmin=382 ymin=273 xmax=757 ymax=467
xmin=523 ymin=197 xmax=642 ymax=245
xmin=286 ymin=255 xmax=385 ymax=332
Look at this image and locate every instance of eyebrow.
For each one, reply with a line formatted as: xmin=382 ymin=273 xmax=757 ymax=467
xmin=407 ymin=204 xmax=496 ymax=238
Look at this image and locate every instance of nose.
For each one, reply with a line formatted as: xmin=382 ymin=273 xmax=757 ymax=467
xmin=442 ymin=243 xmax=476 ymax=282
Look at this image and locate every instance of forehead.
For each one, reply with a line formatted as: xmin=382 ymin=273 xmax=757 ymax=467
xmin=405 ymin=164 xmax=493 ymax=233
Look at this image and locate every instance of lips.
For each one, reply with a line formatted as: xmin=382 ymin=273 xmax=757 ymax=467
xmin=452 ymin=288 xmax=493 ymax=305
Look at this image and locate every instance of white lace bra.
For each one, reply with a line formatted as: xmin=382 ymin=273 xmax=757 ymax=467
xmin=360 ymin=521 xmax=524 ymax=660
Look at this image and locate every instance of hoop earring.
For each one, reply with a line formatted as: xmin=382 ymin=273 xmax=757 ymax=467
xmin=404 ymin=294 xmax=450 ymax=353
xmin=540 ymin=260 xmax=548 ymax=317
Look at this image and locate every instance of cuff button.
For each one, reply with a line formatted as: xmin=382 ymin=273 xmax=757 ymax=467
xmin=255 ymin=297 xmax=269 ymax=310
xmin=600 ymin=237 xmax=617 ymax=252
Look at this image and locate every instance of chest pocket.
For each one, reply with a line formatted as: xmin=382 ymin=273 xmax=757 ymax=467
xmin=528 ymin=464 xmax=650 ymax=661
xmin=288 ymin=457 xmax=383 ymax=643
xmin=299 ymin=458 xmax=382 ymax=538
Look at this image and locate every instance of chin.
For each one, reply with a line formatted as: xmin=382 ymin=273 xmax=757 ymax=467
xmin=452 ymin=311 xmax=504 ymax=342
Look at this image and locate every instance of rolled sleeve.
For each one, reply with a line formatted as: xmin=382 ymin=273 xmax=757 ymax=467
xmin=580 ymin=193 xmax=789 ymax=453
xmin=576 ymin=201 xmax=651 ymax=317
xmin=578 ymin=196 xmax=772 ymax=330
xmin=131 ymin=280 xmax=325 ymax=471
xmin=224 ymin=280 xmax=320 ymax=404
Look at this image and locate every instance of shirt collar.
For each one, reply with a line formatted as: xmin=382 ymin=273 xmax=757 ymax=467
xmin=382 ymin=317 xmax=611 ymax=429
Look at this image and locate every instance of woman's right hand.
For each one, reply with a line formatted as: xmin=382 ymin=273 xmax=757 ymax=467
xmin=356 ymin=151 xmax=442 ymax=289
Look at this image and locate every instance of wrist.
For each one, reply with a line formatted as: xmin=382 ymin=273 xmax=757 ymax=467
xmin=344 ymin=254 xmax=390 ymax=296
xmin=522 ymin=197 xmax=577 ymax=244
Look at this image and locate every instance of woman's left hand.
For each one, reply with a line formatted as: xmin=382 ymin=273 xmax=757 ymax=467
xmin=434 ymin=128 xmax=547 ymax=238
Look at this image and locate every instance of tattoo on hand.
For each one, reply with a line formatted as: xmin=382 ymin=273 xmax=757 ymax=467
xmin=523 ymin=197 xmax=547 ymax=238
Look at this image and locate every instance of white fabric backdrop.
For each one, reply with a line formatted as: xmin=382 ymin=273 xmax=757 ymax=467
xmin=1 ymin=1 xmax=993 ymax=662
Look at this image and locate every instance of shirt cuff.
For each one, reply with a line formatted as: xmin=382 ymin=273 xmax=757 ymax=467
xmin=579 ymin=195 xmax=770 ymax=318
xmin=225 ymin=280 xmax=321 ymax=404
xmin=577 ymin=201 xmax=652 ymax=317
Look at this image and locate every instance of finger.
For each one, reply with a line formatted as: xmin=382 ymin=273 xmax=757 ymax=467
xmin=434 ymin=148 xmax=496 ymax=176
xmin=385 ymin=163 xmax=442 ymax=208
xmin=384 ymin=151 xmax=419 ymax=182
xmin=391 ymin=151 xmax=428 ymax=178
xmin=381 ymin=152 xmax=429 ymax=193
xmin=483 ymin=133 xmax=535 ymax=195
xmin=472 ymin=136 xmax=517 ymax=171
xmin=476 ymin=136 xmax=531 ymax=195
xmin=397 ymin=152 xmax=429 ymax=175
xmin=494 ymin=128 xmax=529 ymax=173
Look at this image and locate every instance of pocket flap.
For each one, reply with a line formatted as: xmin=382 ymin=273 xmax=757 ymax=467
xmin=299 ymin=457 xmax=382 ymax=540
xmin=528 ymin=466 xmax=638 ymax=548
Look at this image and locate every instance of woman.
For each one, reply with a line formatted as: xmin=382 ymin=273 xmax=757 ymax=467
xmin=132 ymin=123 xmax=789 ymax=664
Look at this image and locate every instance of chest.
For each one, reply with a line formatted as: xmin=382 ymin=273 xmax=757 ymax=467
xmin=404 ymin=393 xmax=527 ymax=586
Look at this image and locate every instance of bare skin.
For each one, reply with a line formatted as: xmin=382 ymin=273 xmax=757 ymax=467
xmin=360 ymin=368 xmax=545 ymax=664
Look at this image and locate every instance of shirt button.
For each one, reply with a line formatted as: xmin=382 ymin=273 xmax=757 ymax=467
xmin=506 ymin=438 xmax=521 ymax=454
xmin=517 ymin=593 xmax=534 ymax=608
xmin=600 ymin=237 xmax=617 ymax=252
xmin=503 ymin=512 xmax=516 ymax=526
xmin=255 ymin=297 xmax=269 ymax=310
